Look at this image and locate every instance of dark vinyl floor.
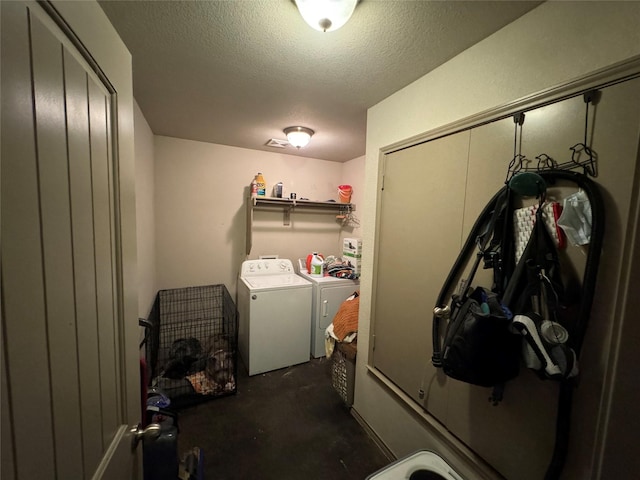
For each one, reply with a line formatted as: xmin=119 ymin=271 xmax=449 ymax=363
xmin=176 ymin=357 xmax=391 ymax=480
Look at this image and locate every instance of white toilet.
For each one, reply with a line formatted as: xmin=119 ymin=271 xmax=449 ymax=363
xmin=366 ymin=450 xmax=465 ymax=480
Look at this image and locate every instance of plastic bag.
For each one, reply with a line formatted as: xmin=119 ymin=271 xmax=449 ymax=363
xmin=557 ymin=190 xmax=592 ymax=246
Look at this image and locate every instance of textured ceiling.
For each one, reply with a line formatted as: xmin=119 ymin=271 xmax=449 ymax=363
xmin=99 ymin=0 xmax=542 ymax=162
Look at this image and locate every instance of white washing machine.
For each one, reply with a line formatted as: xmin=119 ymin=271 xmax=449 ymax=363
xmin=297 ymin=261 xmax=359 ymax=358
xmin=366 ymin=450 xmax=465 ymax=480
xmin=237 ymin=259 xmax=312 ymax=376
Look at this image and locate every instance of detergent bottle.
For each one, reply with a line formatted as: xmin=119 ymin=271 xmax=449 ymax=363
xmin=306 ymin=252 xmax=322 ymax=274
xmin=310 ymin=252 xmax=324 ymax=277
xmin=255 ymin=172 xmax=266 ymax=197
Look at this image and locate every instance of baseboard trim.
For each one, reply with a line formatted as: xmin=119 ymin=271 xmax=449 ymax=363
xmin=350 ymin=407 xmax=396 ymax=463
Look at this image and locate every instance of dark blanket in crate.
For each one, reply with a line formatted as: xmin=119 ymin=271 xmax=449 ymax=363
xmin=147 ymin=285 xmax=238 ymax=402
xmin=153 ymin=334 xmax=236 ymax=397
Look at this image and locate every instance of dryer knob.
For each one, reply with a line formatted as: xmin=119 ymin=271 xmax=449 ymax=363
xmin=251 ymin=295 xmax=257 ymax=300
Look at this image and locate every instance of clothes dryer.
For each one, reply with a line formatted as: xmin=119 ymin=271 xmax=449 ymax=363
xmin=238 ymin=259 xmax=312 ymax=376
xmin=297 ymin=263 xmax=359 ymax=358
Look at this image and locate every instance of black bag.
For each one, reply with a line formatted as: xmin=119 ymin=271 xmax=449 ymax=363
xmin=432 ymin=188 xmax=520 ymax=403
xmin=442 ymin=287 xmax=520 ymax=387
xmin=432 ymin=170 xmax=606 ymax=479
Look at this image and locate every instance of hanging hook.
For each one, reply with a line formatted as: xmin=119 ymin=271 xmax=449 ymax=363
xmin=513 ymin=112 xmax=525 ymax=156
xmin=583 ymin=89 xmax=600 ymax=106
xmin=582 ymin=91 xmax=594 ymax=146
xmin=536 ymin=154 xmax=557 ymax=171
xmin=570 ymin=143 xmax=598 ymax=177
xmin=573 ymin=90 xmax=599 ymax=177
xmin=506 ymin=112 xmax=527 ymax=183
xmin=505 ymin=154 xmax=530 ymax=183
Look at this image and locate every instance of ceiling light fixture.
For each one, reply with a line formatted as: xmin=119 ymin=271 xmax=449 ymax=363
xmin=294 ymin=0 xmax=357 ymax=33
xmin=284 ymin=126 xmax=314 ymax=148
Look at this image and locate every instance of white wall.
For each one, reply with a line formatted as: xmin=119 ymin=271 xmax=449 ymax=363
xmin=357 ymin=1 xmax=640 ymax=479
xmin=153 ymin=136 xmax=364 ymax=298
xmin=134 ymin=101 xmax=157 ymax=318
xmin=340 ymin=154 xmax=364 ymax=242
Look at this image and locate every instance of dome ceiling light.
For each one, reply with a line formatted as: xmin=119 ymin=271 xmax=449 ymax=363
xmin=294 ymin=0 xmax=358 ymax=33
xmin=284 ymin=126 xmax=314 ymax=148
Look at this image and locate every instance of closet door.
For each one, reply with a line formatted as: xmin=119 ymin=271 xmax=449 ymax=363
xmin=448 ymin=79 xmax=640 ymax=480
xmin=372 ymin=131 xmax=469 ymax=416
xmin=445 ymin=118 xmax=559 ymax=480
xmin=369 ymin=74 xmax=640 ymax=480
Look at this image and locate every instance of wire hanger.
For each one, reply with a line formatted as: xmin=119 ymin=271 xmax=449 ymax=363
xmin=505 ymin=90 xmax=600 ymax=180
xmin=536 ymin=153 xmax=558 ymax=171
xmin=505 ymin=112 xmax=527 ymax=183
xmin=532 ymin=93 xmax=599 ymax=177
xmin=568 ymin=89 xmax=599 ymax=177
xmin=505 ymin=112 xmax=547 ymax=197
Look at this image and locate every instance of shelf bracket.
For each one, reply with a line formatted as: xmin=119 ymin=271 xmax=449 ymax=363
xmin=283 ymin=206 xmax=291 ymax=226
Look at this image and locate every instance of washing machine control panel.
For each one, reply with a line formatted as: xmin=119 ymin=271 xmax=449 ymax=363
xmin=241 ymin=259 xmax=294 ymax=276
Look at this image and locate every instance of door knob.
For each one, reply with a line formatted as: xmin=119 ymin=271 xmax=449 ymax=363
xmin=131 ymin=423 xmax=161 ymax=450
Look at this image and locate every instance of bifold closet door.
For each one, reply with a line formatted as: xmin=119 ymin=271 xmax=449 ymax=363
xmin=444 ymin=118 xmax=560 ymax=480
xmin=372 ymin=130 xmax=469 ymax=417
xmin=445 ymin=78 xmax=640 ymax=480
xmin=369 ymin=76 xmax=640 ymax=480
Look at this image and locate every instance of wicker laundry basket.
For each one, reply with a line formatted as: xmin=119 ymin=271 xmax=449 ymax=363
xmin=331 ymin=341 xmax=357 ymax=406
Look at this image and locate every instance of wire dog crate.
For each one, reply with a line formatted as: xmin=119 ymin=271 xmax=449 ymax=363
xmin=145 ymin=284 xmax=238 ymax=407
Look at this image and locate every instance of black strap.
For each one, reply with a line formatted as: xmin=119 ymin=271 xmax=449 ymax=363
xmin=536 ymin=171 xmax=605 ymax=480
xmin=483 ymin=187 xmax=514 ymax=296
xmin=489 ymin=383 xmax=505 ymax=406
xmin=432 ymin=187 xmax=509 ymax=367
xmin=457 ymin=188 xmax=510 ymax=300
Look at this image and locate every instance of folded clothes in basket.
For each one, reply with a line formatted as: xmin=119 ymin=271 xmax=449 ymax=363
xmin=325 ymin=291 xmax=360 ymax=357
xmin=332 ymin=291 xmax=360 ymax=340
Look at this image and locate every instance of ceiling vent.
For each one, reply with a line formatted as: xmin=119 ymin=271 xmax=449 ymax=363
xmin=265 ymin=138 xmax=289 ymax=148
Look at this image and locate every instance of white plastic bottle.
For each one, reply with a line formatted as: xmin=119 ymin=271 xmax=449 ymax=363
xmin=250 ymin=175 xmax=258 ymax=198
xmin=310 ymin=252 xmax=323 ymax=277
